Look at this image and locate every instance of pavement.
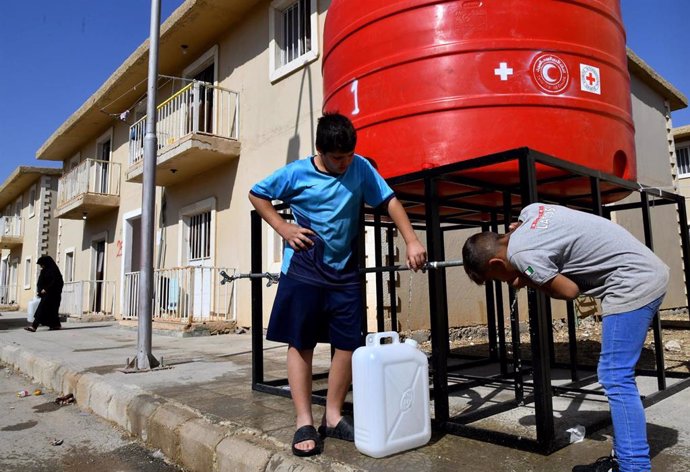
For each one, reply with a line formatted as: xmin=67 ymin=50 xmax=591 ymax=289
xmin=1 ymin=310 xmax=689 ymax=472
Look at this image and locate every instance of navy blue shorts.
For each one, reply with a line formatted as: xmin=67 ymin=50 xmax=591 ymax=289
xmin=266 ymin=274 xmax=364 ymax=351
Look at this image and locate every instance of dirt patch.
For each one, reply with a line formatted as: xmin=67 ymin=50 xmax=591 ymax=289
xmin=404 ymin=309 xmax=690 ymax=373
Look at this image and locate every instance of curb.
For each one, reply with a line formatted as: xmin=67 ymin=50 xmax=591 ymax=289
xmin=0 ymin=341 xmax=361 ymax=472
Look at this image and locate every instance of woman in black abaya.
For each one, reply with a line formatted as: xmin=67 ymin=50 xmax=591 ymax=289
xmin=25 ymin=255 xmax=64 ymax=332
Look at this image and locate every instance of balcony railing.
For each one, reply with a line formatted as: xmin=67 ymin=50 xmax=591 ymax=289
xmin=128 ymin=81 xmax=240 ymax=166
xmin=59 ymin=280 xmax=115 ymax=318
xmin=122 ymin=266 xmax=236 ymax=322
xmin=0 ymin=216 xmax=22 ymax=238
xmin=57 ymin=159 xmax=121 ymax=207
xmin=0 ymin=284 xmax=18 ymax=305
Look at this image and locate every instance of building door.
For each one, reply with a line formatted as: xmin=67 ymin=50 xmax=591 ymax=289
xmin=186 ymin=210 xmax=212 ymax=318
xmin=8 ymin=258 xmax=18 ymax=305
xmin=0 ymin=256 xmax=8 ymax=304
xmin=92 ymin=240 xmax=106 ymax=313
xmin=122 ymin=215 xmax=142 ymax=317
xmin=194 ymin=64 xmax=214 ymax=134
xmin=95 ymin=139 xmax=111 ymax=194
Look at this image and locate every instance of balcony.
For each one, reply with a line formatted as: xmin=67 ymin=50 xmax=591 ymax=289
xmin=56 ymin=159 xmax=121 ymax=220
xmin=122 ymin=266 xmax=236 ymax=322
xmin=0 ymin=216 xmax=23 ymax=249
xmin=126 ymin=81 xmax=240 ymax=187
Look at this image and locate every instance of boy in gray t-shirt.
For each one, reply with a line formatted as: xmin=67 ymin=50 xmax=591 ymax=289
xmin=463 ymin=203 xmax=669 ymax=472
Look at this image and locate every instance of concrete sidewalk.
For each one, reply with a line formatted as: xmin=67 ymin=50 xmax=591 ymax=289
xmin=1 ymin=311 xmax=688 ymax=472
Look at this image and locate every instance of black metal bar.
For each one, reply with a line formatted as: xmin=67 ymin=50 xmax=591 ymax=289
xmin=387 ymin=147 xmax=529 ymax=186
xmin=641 ymin=191 xmax=666 ymax=390
xmin=508 ymin=292 xmax=524 ymax=403
xmin=387 ymin=226 xmax=398 ymax=332
xmin=604 ymin=198 xmax=677 ymax=213
xmin=494 ymin=278 xmax=508 ymax=375
xmin=483 ymin=219 xmax=498 ymax=362
xmin=677 ymin=197 xmax=690 ymax=323
xmin=520 ymin=151 xmax=555 ymax=452
xmin=425 ymin=176 xmax=450 ymax=422
xmin=374 ymin=212 xmax=385 ymax=332
xmin=439 ymin=420 xmax=555 ymax=455
xmin=590 ymin=177 xmax=602 ymax=216
xmin=250 ymin=210 xmax=264 ymax=388
xmin=545 ymin=298 xmax=555 ymax=368
xmin=358 ymin=205 xmax=368 ymax=336
xmin=566 ymin=301 xmax=579 ymax=382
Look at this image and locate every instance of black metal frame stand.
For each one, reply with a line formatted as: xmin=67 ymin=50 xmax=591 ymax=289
xmin=250 ymin=147 xmax=690 ymax=454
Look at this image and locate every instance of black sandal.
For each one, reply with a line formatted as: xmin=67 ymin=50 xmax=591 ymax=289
xmin=24 ymin=327 xmax=36 ymax=332
xmin=291 ymin=425 xmax=322 ymax=457
xmin=318 ymin=415 xmax=355 ymax=442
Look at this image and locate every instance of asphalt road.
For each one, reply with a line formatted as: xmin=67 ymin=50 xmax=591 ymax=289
xmin=0 ymin=363 xmax=183 ymax=472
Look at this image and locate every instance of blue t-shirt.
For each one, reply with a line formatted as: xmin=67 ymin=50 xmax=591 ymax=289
xmin=250 ymin=155 xmax=394 ymax=287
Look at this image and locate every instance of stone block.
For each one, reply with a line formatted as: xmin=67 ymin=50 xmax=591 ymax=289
xmin=178 ymin=419 xmax=226 ymax=472
xmin=147 ymin=402 xmax=199 ymax=461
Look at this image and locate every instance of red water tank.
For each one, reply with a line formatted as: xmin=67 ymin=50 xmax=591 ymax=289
xmin=322 ymin=0 xmax=635 ymax=189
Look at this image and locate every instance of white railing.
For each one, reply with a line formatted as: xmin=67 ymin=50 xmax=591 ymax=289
xmin=57 ymin=159 xmax=121 ymax=207
xmin=122 ymin=266 xmax=236 ymax=322
xmin=0 ymin=216 xmax=22 ymax=238
xmin=0 ymin=284 xmax=18 ymax=305
xmin=128 ymin=81 xmax=240 ymax=165
xmin=59 ymin=280 xmax=115 ymax=318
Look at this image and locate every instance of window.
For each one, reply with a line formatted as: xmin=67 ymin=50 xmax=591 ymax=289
xmin=24 ymin=256 xmax=32 ymax=289
xmin=189 ymin=211 xmax=212 ymax=261
xmin=64 ymin=250 xmax=74 ymax=283
xmin=28 ymin=185 xmax=36 ymax=218
xmin=269 ymin=0 xmax=318 ymax=82
xmin=678 ymin=145 xmax=690 ymax=177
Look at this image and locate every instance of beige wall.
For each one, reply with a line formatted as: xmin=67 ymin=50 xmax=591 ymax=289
xmin=614 ymin=74 xmax=686 ymax=309
xmin=3 ymin=176 xmax=59 ymax=309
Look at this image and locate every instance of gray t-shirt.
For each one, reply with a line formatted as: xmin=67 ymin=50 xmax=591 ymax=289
xmin=507 ymin=203 xmax=669 ymax=315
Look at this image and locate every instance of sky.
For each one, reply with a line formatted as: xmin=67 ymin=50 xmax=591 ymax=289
xmin=0 ymin=0 xmax=688 ymax=181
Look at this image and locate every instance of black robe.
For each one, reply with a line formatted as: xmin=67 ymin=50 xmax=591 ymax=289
xmin=33 ymin=257 xmax=64 ymax=329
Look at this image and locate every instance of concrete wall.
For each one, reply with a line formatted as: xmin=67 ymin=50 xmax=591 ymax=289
xmin=3 ymin=176 xmax=59 ymax=309
xmin=614 ymin=74 xmax=686 ymax=309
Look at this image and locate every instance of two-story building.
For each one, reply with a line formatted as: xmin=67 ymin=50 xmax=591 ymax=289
xmin=31 ymin=0 xmax=689 ymax=331
xmin=0 ymin=167 xmax=61 ymax=310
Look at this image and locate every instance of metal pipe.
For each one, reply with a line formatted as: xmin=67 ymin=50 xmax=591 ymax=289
xmin=220 ymin=259 xmax=465 ymax=286
xmin=134 ymin=0 xmax=161 ymax=370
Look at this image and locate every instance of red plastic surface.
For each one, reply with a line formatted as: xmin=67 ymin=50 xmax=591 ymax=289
xmin=323 ymin=0 xmax=635 ymax=191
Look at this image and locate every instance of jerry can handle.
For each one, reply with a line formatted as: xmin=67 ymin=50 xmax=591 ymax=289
xmin=365 ymin=331 xmax=400 ymax=347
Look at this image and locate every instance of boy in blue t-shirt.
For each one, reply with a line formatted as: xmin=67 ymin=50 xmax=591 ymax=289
xmin=249 ymin=113 xmax=426 ymax=456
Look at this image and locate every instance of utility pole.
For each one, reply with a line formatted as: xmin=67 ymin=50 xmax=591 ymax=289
xmin=133 ymin=0 xmax=162 ymax=370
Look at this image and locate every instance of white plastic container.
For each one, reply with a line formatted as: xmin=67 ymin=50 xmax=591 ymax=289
xmin=352 ymin=331 xmax=431 ymax=458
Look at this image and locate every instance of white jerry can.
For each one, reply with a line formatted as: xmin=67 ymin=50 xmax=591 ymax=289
xmin=352 ymin=331 xmax=431 ymax=458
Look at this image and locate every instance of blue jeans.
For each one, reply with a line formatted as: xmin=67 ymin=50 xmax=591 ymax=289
xmin=598 ymin=296 xmax=664 ymax=472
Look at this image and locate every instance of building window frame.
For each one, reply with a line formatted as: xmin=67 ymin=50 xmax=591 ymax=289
xmin=677 ymin=144 xmax=690 ymax=177
xmin=23 ymin=256 xmax=32 ymax=290
xmin=268 ymin=0 xmax=318 ymax=83
xmin=178 ymin=197 xmax=217 ymax=266
xmin=63 ymin=247 xmax=75 ymax=283
xmin=28 ymin=185 xmax=37 ymax=218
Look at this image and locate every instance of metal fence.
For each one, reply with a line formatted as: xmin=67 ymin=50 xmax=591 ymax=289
xmin=122 ymin=266 xmax=236 ymax=322
xmin=128 ymin=81 xmax=240 ymax=165
xmin=59 ymin=280 xmax=116 ymax=318
xmin=0 ymin=284 xmax=18 ymax=305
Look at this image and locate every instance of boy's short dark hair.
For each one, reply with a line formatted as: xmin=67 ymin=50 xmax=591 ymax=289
xmin=462 ymin=232 xmax=501 ymax=285
xmin=316 ymin=113 xmax=357 ymax=154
